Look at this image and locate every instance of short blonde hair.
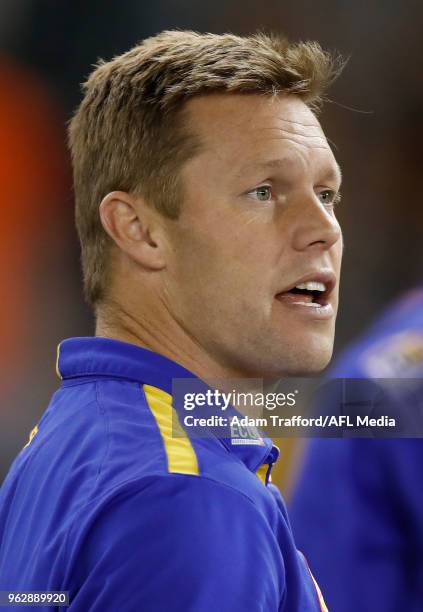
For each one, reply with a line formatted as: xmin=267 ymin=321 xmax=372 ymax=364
xmin=68 ymin=30 xmax=342 ymax=307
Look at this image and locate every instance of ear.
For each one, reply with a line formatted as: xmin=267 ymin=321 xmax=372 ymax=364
xmin=99 ymin=191 xmax=166 ymax=270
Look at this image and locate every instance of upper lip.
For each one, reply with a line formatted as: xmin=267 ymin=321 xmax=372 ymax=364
xmin=276 ymin=269 xmax=337 ymax=303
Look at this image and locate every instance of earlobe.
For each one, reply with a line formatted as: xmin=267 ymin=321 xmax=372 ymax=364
xmin=99 ymin=191 xmax=166 ymax=271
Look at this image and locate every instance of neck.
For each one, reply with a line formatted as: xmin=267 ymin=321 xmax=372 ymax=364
xmin=95 ymin=298 xmax=256 ymax=384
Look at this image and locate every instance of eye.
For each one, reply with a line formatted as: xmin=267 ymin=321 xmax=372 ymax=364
xmin=317 ymin=189 xmax=341 ymax=207
xmin=249 ymin=185 xmax=272 ymax=202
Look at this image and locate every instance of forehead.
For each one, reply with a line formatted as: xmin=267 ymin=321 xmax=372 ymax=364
xmin=183 ymin=93 xmax=339 ymax=182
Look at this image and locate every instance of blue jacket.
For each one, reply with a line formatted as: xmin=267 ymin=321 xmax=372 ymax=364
xmin=289 ymin=287 xmax=423 ymax=612
xmin=0 ymin=337 xmax=327 ymax=611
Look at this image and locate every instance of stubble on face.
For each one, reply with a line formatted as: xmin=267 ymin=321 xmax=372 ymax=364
xmin=161 ymin=93 xmax=343 ymax=378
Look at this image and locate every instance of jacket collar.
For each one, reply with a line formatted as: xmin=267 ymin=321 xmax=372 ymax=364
xmin=57 ymin=337 xmax=279 ymax=473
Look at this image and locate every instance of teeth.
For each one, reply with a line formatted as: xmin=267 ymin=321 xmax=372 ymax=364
xmin=295 ymin=281 xmax=326 ymax=292
xmin=292 ymin=301 xmax=321 ymax=308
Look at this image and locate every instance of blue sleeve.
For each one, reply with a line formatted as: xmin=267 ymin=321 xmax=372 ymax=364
xmin=289 ymin=438 xmax=422 ymax=612
xmin=66 ymin=475 xmax=285 ymax=611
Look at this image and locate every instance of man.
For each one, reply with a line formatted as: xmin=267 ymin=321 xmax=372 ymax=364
xmin=0 ymin=31 xmax=343 ymax=610
xmin=290 ymin=286 xmax=423 ymax=612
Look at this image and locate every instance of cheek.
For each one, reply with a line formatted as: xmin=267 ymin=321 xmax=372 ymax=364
xmin=170 ymin=226 xmax=272 ymax=311
xmin=334 ymin=231 xmax=344 ymax=266
xmin=167 ymin=200 xmax=282 ymax=307
xmin=166 ymin=227 xmax=229 ymax=298
xmin=332 ymin=240 xmax=344 ymax=290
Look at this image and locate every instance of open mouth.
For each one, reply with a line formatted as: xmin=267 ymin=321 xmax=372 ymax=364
xmin=276 ymin=281 xmax=331 ymax=308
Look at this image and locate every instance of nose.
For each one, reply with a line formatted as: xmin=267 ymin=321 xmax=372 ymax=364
xmin=291 ymin=195 xmax=342 ymax=252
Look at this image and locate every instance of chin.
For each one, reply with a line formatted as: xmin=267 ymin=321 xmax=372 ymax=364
xmin=222 ymin=325 xmax=335 ymax=378
xmin=265 ymin=335 xmax=335 ymax=377
xmin=288 ymin=341 xmax=334 ymax=375
xmin=296 ymin=353 xmax=332 ymax=375
xmin=242 ymin=346 xmax=333 ymax=379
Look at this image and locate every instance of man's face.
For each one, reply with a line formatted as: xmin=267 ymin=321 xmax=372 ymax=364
xmin=163 ymin=93 xmax=343 ymax=377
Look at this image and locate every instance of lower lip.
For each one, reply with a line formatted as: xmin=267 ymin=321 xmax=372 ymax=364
xmin=275 ymin=294 xmax=334 ymax=320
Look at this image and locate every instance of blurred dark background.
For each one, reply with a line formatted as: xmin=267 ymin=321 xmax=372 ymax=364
xmin=1 ymin=0 xmax=422 ymax=481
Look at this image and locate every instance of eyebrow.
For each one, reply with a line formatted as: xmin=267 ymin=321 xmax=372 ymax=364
xmin=322 ymin=163 xmax=343 ymax=187
xmin=239 ymin=158 xmax=343 ymax=187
